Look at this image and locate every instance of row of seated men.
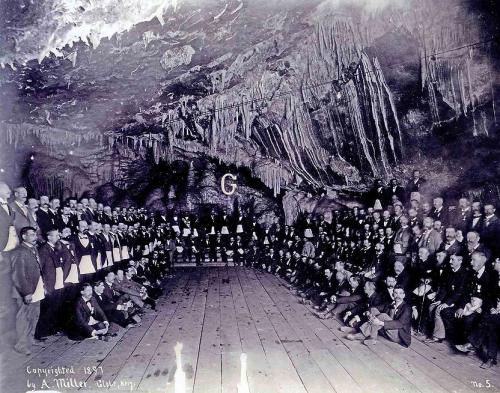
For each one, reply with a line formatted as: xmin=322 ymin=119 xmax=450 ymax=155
xmin=0 ymin=181 xmax=499 ymax=368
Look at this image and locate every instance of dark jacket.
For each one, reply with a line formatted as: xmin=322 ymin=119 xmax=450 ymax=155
xmin=435 ymin=266 xmax=468 ymax=306
xmin=10 ymin=243 xmax=42 ymax=298
xmin=38 ymin=242 xmax=63 ymax=293
xmin=74 ymin=296 xmax=107 ymax=337
xmin=380 ymin=301 xmax=412 ymax=347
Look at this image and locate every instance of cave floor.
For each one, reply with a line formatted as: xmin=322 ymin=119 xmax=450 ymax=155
xmin=1 ymin=267 xmax=499 ymax=393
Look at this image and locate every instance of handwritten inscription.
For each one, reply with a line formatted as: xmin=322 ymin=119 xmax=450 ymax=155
xmin=470 ymin=379 xmax=495 ymax=389
xmin=25 ymin=365 xmax=134 ymax=391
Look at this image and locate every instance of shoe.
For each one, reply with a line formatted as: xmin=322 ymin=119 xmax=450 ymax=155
xmin=346 ymin=333 xmax=364 ymax=341
xmin=363 ymin=339 xmax=378 ymax=346
xmin=455 ymin=343 xmax=474 ymax=354
xmin=14 ymin=345 xmax=31 ymax=356
xmin=340 ymin=326 xmax=356 ymax=333
xmin=424 ymin=337 xmax=443 ymax=344
xmin=32 ymin=339 xmax=46 ymax=347
xmin=479 ymin=359 xmax=496 ymax=369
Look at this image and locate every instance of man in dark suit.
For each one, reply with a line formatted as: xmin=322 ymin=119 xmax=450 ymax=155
xmin=57 ymin=205 xmax=77 ymax=232
xmin=426 ymin=253 xmax=468 ymax=342
xmin=10 ymin=227 xmax=45 ymax=355
xmin=440 ymin=250 xmax=495 ymax=344
xmin=367 ymin=179 xmax=386 ymax=208
xmin=452 ymin=198 xmax=472 ymax=232
xmin=481 ymin=204 xmax=500 ymax=257
xmin=0 ymin=181 xmax=18 ymax=252
xmin=72 ymin=283 xmax=109 ymax=340
xmin=340 ymin=280 xmax=387 ymax=333
xmin=36 ymin=195 xmax=55 ymax=238
xmin=437 ymin=227 xmax=463 ymax=256
xmin=406 ymin=170 xmax=425 ymax=194
xmin=430 ymin=197 xmax=449 ymax=226
xmin=457 ymin=258 xmax=500 ymax=368
xmin=386 ymin=178 xmax=405 ymax=205
xmin=361 ymin=242 xmax=388 ymax=282
xmin=94 ymin=277 xmax=138 ymax=329
xmin=466 ymin=201 xmax=483 ymax=233
xmin=346 ymin=286 xmax=412 ymax=347
xmin=393 ymin=260 xmax=411 ymax=293
xmin=392 ymin=215 xmax=412 ymax=261
xmin=36 ymin=229 xmax=65 ymax=339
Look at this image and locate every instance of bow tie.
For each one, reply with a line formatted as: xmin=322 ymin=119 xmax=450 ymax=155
xmin=79 ymin=235 xmax=88 ymax=239
xmin=0 ymin=202 xmax=7 ymax=206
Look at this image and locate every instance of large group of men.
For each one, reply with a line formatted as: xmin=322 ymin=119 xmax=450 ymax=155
xmin=0 ymin=171 xmax=499 ymax=370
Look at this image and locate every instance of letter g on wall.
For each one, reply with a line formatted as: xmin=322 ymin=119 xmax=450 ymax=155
xmin=221 ymin=173 xmax=237 ymax=195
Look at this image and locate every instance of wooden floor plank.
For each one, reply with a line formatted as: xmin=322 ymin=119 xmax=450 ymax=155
xmin=192 ymin=268 xmax=222 ymax=393
xmin=219 ymin=267 xmax=244 ymax=393
xmin=228 ymin=267 xmax=281 ymax=393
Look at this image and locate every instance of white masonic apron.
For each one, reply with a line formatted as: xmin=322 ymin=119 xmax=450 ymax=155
xmin=31 ymin=276 xmax=45 ymax=303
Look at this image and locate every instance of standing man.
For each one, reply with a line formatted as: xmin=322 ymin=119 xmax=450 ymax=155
xmin=0 ymin=181 xmax=18 ymax=252
xmin=10 ymin=227 xmax=45 ymax=355
xmin=37 ymin=229 xmax=64 ymax=338
xmin=10 ymin=187 xmax=30 ymax=236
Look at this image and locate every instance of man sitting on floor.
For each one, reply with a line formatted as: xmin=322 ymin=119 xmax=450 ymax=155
xmin=72 ymin=283 xmax=110 ymax=341
xmin=346 ymin=285 xmax=412 ymax=347
xmin=93 ymin=278 xmax=140 ymax=329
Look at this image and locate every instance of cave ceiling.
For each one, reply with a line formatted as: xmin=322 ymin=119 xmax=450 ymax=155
xmin=0 ymin=0 xmax=498 ymax=199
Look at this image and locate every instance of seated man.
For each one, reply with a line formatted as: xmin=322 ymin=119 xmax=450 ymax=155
xmin=425 ymin=253 xmax=468 ymax=342
xmin=340 ymin=280 xmax=387 ymax=333
xmin=318 ymin=272 xmax=356 ymax=318
xmin=72 ymin=283 xmax=110 ymax=341
xmin=456 ymin=295 xmax=499 ymax=369
xmin=325 ymin=275 xmax=364 ymax=318
xmin=346 ymin=285 xmax=412 ymax=347
xmin=113 ymin=269 xmax=145 ymax=309
xmin=93 ymin=278 xmax=140 ymax=329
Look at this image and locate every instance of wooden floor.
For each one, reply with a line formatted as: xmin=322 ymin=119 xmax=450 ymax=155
xmin=1 ymin=267 xmax=499 ymax=393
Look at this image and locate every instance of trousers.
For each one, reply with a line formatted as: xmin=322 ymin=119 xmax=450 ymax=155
xmin=15 ymin=298 xmax=40 ymax=352
xmin=359 ymin=310 xmax=401 ymax=343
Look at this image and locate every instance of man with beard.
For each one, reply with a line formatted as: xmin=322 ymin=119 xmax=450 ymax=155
xmin=422 ymin=217 xmax=443 ymax=256
xmin=441 ymin=251 xmax=495 ymax=345
xmin=346 ymin=286 xmax=412 ymax=347
xmin=340 ymin=280 xmax=387 ymax=333
xmin=58 ymin=205 xmax=77 ymax=233
xmin=438 ymin=227 xmax=463 ymax=257
xmin=36 ymin=195 xmax=54 ymax=238
xmin=425 ymin=253 xmax=468 ymax=343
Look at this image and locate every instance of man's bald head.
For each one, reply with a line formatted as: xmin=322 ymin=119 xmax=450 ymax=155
xmin=0 ymin=181 xmax=11 ymax=200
